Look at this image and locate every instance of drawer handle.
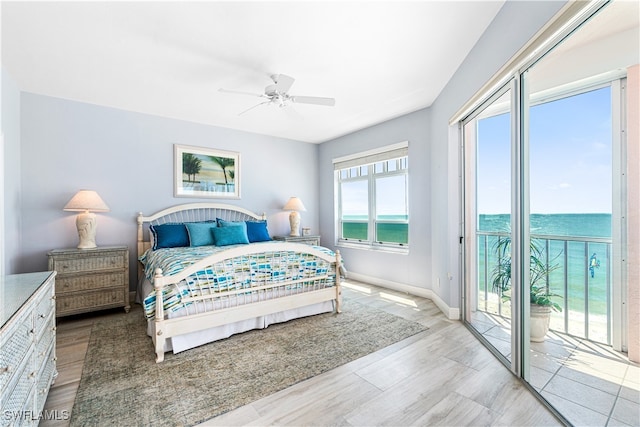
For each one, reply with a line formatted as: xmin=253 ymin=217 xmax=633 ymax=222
xmin=29 ymin=371 xmax=36 ymax=379
xmin=52 ymin=295 xmax=57 ymax=300
xmin=52 ymin=327 xmax=57 ymax=332
xmin=39 ymin=313 xmax=46 ymax=319
xmin=0 ymin=366 xmax=11 ymax=374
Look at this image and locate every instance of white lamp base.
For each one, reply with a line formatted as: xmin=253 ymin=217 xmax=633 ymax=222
xmin=75 ymin=211 xmax=98 ymax=249
xmin=289 ymin=211 xmax=301 ymax=237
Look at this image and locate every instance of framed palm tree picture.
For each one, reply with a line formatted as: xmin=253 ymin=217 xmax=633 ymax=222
xmin=174 ymin=144 xmax=240 ymax=199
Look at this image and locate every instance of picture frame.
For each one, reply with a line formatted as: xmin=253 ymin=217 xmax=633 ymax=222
xmin=174 ymin=144 xmax=240 ymax=199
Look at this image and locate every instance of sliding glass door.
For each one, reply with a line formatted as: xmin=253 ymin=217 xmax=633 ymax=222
xmin=463 ymin=87 xmax=515 ymax=364
xmin=522 ymin=35 xmax=629 ymax=423
xmin=462 ymin=1 xmax=636 ymax=424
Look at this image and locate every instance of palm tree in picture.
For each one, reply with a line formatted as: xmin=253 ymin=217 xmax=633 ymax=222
xmin=209 ymin=156 xmax=235 ymax=191
xmin=182 ymin=153 xmax=202 ymax=183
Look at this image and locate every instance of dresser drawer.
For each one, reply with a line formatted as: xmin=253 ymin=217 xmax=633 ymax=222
xmin=35 ymin=316 xmax=55 ymax=364
xmin=34 ymin=293 xmax=55 ymax=337
xmin=35 ymin=344 xmax=57 ymax=414
xmin=1 ymin=348 xmax=35 ymax=421
xmin=0 ymin=321 xmax=34 ymax=392
xmin=57 ymin=289 xmax=125 ymax=314
xmin=56 ymin=272 xmax=126 ymax=294
xmin=51 ymin=253 xmax=125 ymax=273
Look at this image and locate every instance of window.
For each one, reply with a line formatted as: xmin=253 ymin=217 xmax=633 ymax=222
xmin=334 ymin=142 xmax=409 ymax=251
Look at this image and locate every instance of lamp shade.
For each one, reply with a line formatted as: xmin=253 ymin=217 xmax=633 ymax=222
xmin=63 ymin=190 xmax=110 ymax=212
xmin=283 ymin=197 xmax=306 ymax=212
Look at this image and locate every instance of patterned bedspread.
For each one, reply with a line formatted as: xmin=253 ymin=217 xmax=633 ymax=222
xmin=139 ymin=243 xmax=339 ymax=319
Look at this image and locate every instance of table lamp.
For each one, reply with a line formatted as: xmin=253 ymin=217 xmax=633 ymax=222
xmin=283 ymin=197 xmax=306 ymax=237
xmin=63 ymin=190 xmax=110 ymax=249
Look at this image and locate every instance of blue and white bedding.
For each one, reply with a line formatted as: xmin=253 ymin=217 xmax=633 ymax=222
xmin=139 ymin=243 xmax=339 ymax=319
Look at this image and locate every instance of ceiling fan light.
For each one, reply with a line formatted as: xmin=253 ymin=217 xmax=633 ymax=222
xmin=265 ymin=84 xmax=277 ymax=96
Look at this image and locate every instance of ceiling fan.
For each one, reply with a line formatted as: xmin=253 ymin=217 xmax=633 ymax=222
xmin=219 ymin=74 xmax=335 ymax=116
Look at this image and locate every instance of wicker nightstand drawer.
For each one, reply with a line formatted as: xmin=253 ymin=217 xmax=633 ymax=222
xmin=273 ymin=235 xmax=321 ymax=246
xmin=48 ymin=246 xmax=130 ymax=316
xmin=56 ymin=271 xmax=126 ymax=293
xmin=51 ymin=253 xmax=125 ymax=273
xmin=56 ymin=289 xmax=125 ymax=314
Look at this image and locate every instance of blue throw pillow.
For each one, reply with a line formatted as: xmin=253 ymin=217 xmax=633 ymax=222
xmin=211 ymin=223 xmax=249 ymax=246
xmin=217 ymin=218 xmax=242 ymax=227
xmin=150 ymin=223 xmax=189 ymax=250
xmin=185 ymin=222 xmax=217 ymax=247
xmin=245 ymin=221 xmax=271 ymax=242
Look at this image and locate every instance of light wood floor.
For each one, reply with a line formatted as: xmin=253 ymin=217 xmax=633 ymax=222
xmin=42 ymin=280 xmax=562 ymax=426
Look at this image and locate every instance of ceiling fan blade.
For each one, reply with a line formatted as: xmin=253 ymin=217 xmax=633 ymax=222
xmin=238 ymin=100 xmax=271 ymax=116
xmin=283 ymin=104 xmax=304 ymax=122
xmin=218 ymin=88 xmax=263 ymax=98
xmin=272 ymin=74 xmax=295 ymax=93
xmin=290 ymin=96 xmax=336 ymax=106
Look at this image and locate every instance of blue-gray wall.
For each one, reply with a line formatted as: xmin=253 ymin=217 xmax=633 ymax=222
xmin=319 ymin=0 xmax=566 ymax=311
xmin=18 ymin=93 xmax=319 ymax=288
xmin=1 ymin=67 xmax=22 ymax=275
xmin=318 ymin=109 xmax=431 ymax=289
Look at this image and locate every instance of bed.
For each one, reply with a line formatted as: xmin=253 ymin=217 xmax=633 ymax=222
xmin=136 ymin=203 xmax=343 ymax=363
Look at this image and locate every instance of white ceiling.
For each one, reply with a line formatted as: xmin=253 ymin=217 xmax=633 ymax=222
xmin=2 ymin=1 xmax=506 ymax=143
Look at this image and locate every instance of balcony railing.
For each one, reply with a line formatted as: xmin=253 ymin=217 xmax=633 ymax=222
xmin=477 ymin=231 xmax=612 ymax=344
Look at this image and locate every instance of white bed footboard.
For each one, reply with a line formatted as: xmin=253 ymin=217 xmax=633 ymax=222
xmin=151 ymin=243 xmax=342 ymax=362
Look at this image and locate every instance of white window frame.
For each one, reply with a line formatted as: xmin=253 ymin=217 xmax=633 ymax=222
xmin=333 ymin=141 xmax=409 ymax=253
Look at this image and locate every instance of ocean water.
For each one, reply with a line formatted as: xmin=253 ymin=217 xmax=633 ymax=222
xmin=342 ymin=215 xmax=409 ymax=244
xmin=477 ymin=213 xmax=612 ymax=322
xmin=479 ymin=213 xmax=612 ymax=238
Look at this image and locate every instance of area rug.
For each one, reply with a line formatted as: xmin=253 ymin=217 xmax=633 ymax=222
xmin=70 ymin=298 xmax=427 ymax=426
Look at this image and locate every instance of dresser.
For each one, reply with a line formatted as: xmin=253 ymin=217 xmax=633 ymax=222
xmin=47 ymin=246 xmax=130 ymax=317
xmin=0 ymin=271 xmax=57 ymax=426
xmin=273 ymin=235 xmax=321 ymax=246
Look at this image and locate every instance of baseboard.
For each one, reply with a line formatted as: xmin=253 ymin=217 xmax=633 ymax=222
xmin=345 ymin=272 xmax=460 ymax=320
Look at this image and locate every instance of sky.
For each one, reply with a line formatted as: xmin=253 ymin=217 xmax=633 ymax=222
xmin=476 ymin=86 xmax=612 ymax=215
xmin=340 ymin=173 xmax=408 ymax=218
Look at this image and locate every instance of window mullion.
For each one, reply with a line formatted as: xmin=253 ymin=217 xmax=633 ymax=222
xmin=368 ymin=164 xmax=376 ymax=244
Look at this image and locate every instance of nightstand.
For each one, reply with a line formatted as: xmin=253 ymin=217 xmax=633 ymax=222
xmin=273 ymin=235 xmax=321 ymax=246
xmin=47 ymin=246 xmax=130 ymax=316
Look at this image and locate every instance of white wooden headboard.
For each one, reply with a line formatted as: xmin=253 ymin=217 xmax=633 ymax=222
xmin=136 ymin=203 xmax=266 ymax=258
